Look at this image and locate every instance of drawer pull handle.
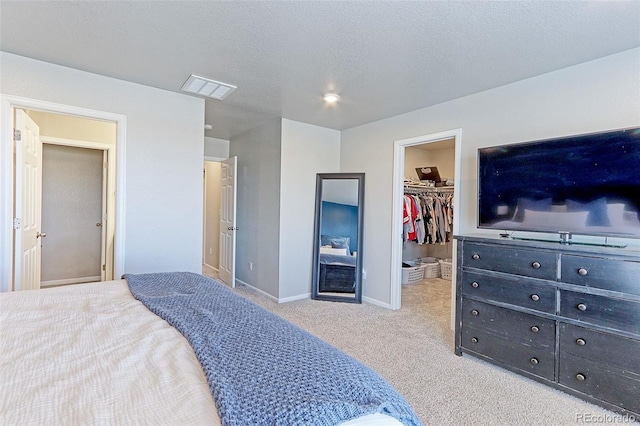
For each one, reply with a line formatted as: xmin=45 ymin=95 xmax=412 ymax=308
xmin=530 ymin=326 xmax=540 ymax=333
xmin=471 ymin=337 xmax=478 ymax=344
xmin=532 ymin=261 xmax=541 ymax=269
xmin=529 ymin=357 xmax=539 ymax=365
xmin=576 ymin=338 xmax=586 ymax=346
xmin=471 ymin=282 xmax=479 ymax=288
xmin=577 ymin=303 xmax=587 ymax=312
xmin=578 ymin=268 xmax=588 ymax=276
xmin=575 ymin=373 xmax=586 ymax=382
xmin=472 ymin=254 xmax=480 ymax=260
xmin=530 ymin=294 xmax=540 ymax=302
xmin=471 ymin=309 xmax=479 ymax=316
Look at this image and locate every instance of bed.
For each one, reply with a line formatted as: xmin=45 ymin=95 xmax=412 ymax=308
xmin=319 ymin=251 xmax=357 ymax=293
xmin=0 ymin=273 xmax=420 ymax=425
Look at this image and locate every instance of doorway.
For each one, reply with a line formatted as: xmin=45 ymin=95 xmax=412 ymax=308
xmin=402 ymin=140 xmax=455 ymax=261
xmin=202 ymin=156 xmax=237 ymax=287
xmin=391 ymin=129 xmax=462 ymax=327
xmin=1 ymin=95 xmax=125 ymax=292
xmin=40 ymin=143 xmax=105 ymax=287
xmin=203 ymin=160 xmax=222 ymax=278
xmin=22 ymin=110 xmax=115 ymax=288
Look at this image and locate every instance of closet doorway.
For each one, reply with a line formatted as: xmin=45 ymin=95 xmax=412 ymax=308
xmin=403 ymin=140 xmax=455 ymax=256
xmin=391 ymin=129 xmax=462 ymax=326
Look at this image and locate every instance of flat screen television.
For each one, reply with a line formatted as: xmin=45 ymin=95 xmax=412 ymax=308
xmin=478 ymin=127 xmax=640 ymax=239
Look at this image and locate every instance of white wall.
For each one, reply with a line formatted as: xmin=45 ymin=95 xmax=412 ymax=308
xmin=428 ymin=148 xmax=455 ymax=183
xmin=1 ymin=52 xmax=205 ymax=287
xmin=404 ymin=144 xmax=455 ymax=185
xmin=229 ymin=118 xmax=282 ymax=297
xmin=279 ymin=119 xmax=341 ymax=300
xmin=204 ymin=136 xmax=229 ymax=158
xmin=228 ymin=118 xmax=340 ymax=300
xmin=404 ymin=147 xmax=434 ymax=181
xmin=341 ymin=48 xmax=640 ymax=306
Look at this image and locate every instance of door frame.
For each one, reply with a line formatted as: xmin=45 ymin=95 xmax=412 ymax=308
xmin=203 ymin=156 xmax=226 ymax=274
xmin=0 ymin=95 xmax=127 ymax=292
xmin=41 ymin=136 xmax=116 ymax=282
xmin=390 ymin=128 xmax=462 ymax=320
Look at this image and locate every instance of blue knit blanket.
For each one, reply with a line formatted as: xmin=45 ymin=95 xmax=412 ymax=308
xmin=124 ymin=272 xmax=421 ymax=426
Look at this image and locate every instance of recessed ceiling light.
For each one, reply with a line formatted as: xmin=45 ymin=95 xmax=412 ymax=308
xmin=323 ymin=93 xmax=340 ymax=103
xmin=204 ymin=124 xmax=213 ymax=130
xmin=181 ymin=74 xmax=237 ymax=100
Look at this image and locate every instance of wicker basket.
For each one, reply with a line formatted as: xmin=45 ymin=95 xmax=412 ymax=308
xmin=439 ymin=259 xmax=453 ymax=280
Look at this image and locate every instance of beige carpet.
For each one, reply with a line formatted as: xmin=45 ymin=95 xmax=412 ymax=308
xmin=205 ymin=267 xmax=617 ymax=425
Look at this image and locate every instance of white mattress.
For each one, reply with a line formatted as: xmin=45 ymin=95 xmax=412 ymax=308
xmin=0 ymin=279 xmax=403 ymax=426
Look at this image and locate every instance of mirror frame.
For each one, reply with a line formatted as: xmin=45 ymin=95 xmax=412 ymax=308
xmin=311 ymin=173 xmax=365 ymax=303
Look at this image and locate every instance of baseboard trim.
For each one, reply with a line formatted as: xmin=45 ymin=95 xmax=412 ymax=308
xmin=362 ymin=295 xmax=392 ymax=309
xmin=41 ymin=276 xmax=101 ymax=287
xmin=279 ymin=293 xmax=311 ymax=303
xmin=235 ymin=278 xmax=386 ymax=307
xmin=203 ymin=262 xmax=219 ymax=272
xmin=234 ymin=278 xmax=280 ymax=303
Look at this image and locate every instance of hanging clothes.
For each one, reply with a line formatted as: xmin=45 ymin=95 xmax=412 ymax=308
xmin=402 ymin=195 xmax=419 ymax=241
xmin=402 ymin=189 xmax=454 ymax=245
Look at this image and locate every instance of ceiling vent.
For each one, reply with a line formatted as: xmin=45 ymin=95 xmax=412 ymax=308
xmin=181 ymin=74 xmax=237 ymax=100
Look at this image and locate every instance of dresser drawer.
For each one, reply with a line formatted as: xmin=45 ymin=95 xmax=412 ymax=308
xmin=461 ymin=271 xmax=556 ymax=314
xmin=462 ymin=299 xmax=555 ymax=348
xmin=461 ymin=325 xmax=555 ymax=381
xmin=463 ymin=242 xmax=557 ymax=280
xmin=561 ymin=255 xmax=640 ymax=296
xmin=559 ymin=323 xmax=640 ymax=373
xmin=559 ymin=291 xmax=640 ymax=336
xmin=559 ymin=352 xmax=640 ymax=415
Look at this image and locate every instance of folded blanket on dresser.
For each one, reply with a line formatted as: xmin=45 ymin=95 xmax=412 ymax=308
xmin=124 ymin=272 xmax=421 ymax=426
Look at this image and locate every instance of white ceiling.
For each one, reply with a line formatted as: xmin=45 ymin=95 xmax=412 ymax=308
xmin=1 ymin=1 xmax=639 ymax=140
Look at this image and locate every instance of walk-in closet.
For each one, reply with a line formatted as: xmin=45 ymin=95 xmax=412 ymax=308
xmin=401 ymin=139 xmax=455 ymax=286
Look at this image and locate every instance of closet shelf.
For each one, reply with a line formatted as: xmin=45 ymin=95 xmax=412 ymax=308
xmin=404 ymin=184 xmax=454 ymax=193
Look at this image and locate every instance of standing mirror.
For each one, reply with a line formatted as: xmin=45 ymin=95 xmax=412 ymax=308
xmin=312 ymin=173 xmax=364 ymax=303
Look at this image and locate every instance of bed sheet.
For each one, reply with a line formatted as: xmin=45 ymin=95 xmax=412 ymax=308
xmin=320 ymin=253 xmax=357 ymax=266
xmin=0 ymin=279 xmax=220 ymax=425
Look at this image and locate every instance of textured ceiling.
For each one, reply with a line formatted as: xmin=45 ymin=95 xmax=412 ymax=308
xmin=1 ymin=1 xmax=639 ymax=140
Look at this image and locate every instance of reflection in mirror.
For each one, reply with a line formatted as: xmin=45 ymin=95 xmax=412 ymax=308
xmin=312 ymin=173 xmax=364 ymax=303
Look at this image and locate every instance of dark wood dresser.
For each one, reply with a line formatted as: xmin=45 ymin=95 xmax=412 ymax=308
xmin=455 ymin=235 xmax=640 ymax=417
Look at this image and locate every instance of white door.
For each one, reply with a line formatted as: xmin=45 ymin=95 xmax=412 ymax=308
xmin=14 ymin=109 xmax=43 ymax=291
xmin=218 ymin=156 xmax=237 ymax=287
